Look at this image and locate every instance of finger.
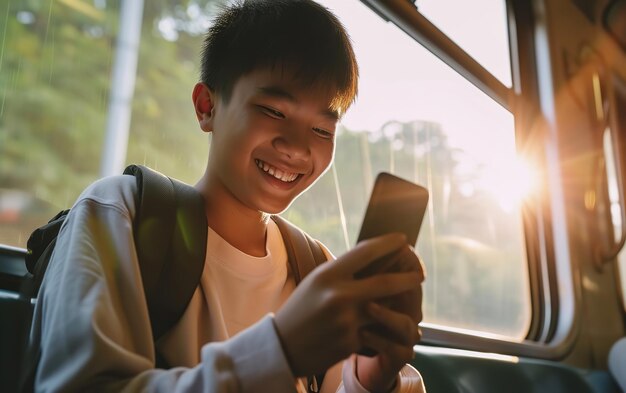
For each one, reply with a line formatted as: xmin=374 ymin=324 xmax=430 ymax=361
xmin=354 ymin=247 xmax=424 ymax=283
xmin=349 ymin=271 xmax=421 ymax=300
xmin=367 ymin=302 xmax=419 ymax=346
xmin=353 ymin=248 xmax=406 ymax=279
xmin=332 ymin=233 xmax=407 ymax=276
xmin=360 ymin=328 xmax=415 ymax=362
xmin=396 ymin=248 xmax=426 ymax=282
xmin=414 ymin=251 xmax=427 ymax=281
xmin=393 ymin=247 xmax=421 ymax=274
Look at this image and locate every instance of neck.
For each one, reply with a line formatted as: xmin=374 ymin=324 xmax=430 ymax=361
xmin=195 ymin=171 xmax=269 ymax=257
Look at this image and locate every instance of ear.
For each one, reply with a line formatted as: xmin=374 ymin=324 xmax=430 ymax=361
xmin=192 ymin=82 xmax=216 ymax=132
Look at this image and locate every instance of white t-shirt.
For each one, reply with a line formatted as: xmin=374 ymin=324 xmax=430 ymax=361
xmin=30 ymin=175 xmax=424 ymax=393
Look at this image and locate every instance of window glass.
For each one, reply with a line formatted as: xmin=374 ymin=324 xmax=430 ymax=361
xmin=285 ymin=0 xmax=531 ymax=338
xmin=0 ymin=0 xmax=118 ymax=247
xmin=417 ymin=0 xmax=512 ymax=87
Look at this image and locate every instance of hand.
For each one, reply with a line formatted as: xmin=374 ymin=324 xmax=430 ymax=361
xmin=356 ymin=245 xmax=424 ymax=321
xmin=273 ymin=233 xmax=421 ymax=377
xmin=357 ymin=249 xmax=425 ymax=392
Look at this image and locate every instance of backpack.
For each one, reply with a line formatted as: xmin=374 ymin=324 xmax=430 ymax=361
xmin=14 ymin=164 xmax=328 ymax=393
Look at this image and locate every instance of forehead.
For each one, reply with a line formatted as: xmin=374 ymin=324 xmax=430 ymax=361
xmin=233 ymin=66 xmax=341 ymax=111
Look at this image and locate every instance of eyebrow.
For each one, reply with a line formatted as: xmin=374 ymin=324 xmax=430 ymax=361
xmin=257 ymin=86 xmax=340 ymax=121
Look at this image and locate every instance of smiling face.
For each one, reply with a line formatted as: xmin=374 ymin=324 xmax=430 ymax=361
xmin=198 ymin=67 xmax=339 ymax=215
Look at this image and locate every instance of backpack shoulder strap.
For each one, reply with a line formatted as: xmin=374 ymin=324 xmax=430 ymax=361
xmin=270 ymin=215 xmax=328 ymax=393
xmin=123 ymin=165 xmax=208 ymax=341
xmin=271 ymin=215 xmax=328 ymax=284
xmin=22 ymin=209 xmax=70 ymax=298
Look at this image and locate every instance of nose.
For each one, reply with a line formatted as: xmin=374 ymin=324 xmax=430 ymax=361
xmin=272 ymin=127 xmax=310 ymax=160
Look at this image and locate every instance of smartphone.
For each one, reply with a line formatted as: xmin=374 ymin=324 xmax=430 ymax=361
xmin=357 ymin=172 xmax=429 ymax=247
xmin=355 ymin=172 xmax=428 ymax=356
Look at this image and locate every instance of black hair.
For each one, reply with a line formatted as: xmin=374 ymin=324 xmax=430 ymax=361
xmin=200 ymin=0 xmax=358 ymax=116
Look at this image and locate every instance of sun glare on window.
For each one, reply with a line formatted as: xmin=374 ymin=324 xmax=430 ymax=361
xmin=480 ymin=156 xmax=538 ymax=212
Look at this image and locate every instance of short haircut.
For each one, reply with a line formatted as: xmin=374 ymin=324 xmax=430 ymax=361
xmin=200 ymin=0 xmax=359 ymax=116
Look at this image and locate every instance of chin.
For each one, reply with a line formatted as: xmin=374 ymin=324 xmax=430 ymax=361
xmin=258 ymin=197 xmax=296 ymax=216
xmin=261 ymin=204 xmax=290 ymax=216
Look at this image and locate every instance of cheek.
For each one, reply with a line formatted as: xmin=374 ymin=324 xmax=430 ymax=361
xmin=315 ymin=142 xmax=335 ymax=173
xmin=214 ymin=117 xmax=258 ymax=154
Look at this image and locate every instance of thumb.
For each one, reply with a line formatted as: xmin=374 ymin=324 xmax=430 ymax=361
xmin=331 ymin=233 xmax=407 ymax=276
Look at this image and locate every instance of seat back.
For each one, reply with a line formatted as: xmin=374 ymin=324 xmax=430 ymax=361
xmin=411 ymin=346 xmax=621 ymax=393
xmin=0 ymin=246 xmax=31 ymax=393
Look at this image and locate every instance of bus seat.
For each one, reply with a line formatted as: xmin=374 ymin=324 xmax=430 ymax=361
xmin=411 ymin=346 xmax=622 ymax=393
xmin=0 ymin=246 xmax=31 ymax=393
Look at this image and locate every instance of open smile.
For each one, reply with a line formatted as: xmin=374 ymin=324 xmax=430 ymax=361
xmin=255 ymin=159 xmax=301 ymax=183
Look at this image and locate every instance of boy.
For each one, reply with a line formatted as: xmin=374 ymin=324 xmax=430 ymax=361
xmin=30 ymin=0 xmax=426 ymax=392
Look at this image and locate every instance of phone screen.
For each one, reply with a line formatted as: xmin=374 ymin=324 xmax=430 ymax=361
xmin=357 ymin=172 xmax=429 ymax=247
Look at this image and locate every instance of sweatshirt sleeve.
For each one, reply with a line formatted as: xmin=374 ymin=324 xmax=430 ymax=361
xmin=32 ymin=176 xmax=297 ymax=393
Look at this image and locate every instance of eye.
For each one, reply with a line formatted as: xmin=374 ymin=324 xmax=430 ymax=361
xmin=313 ymin=127 xmax=334 ymax=140
xmin=258 ymin=105 xmax=285 ymax=119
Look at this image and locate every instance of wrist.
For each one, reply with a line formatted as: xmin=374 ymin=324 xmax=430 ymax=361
xmin=271 ymin=314 xmax=300 ymax=377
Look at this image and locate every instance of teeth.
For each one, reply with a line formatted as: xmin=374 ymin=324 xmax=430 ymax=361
xmin=256 ymin=159 xmax=299 ymax=182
